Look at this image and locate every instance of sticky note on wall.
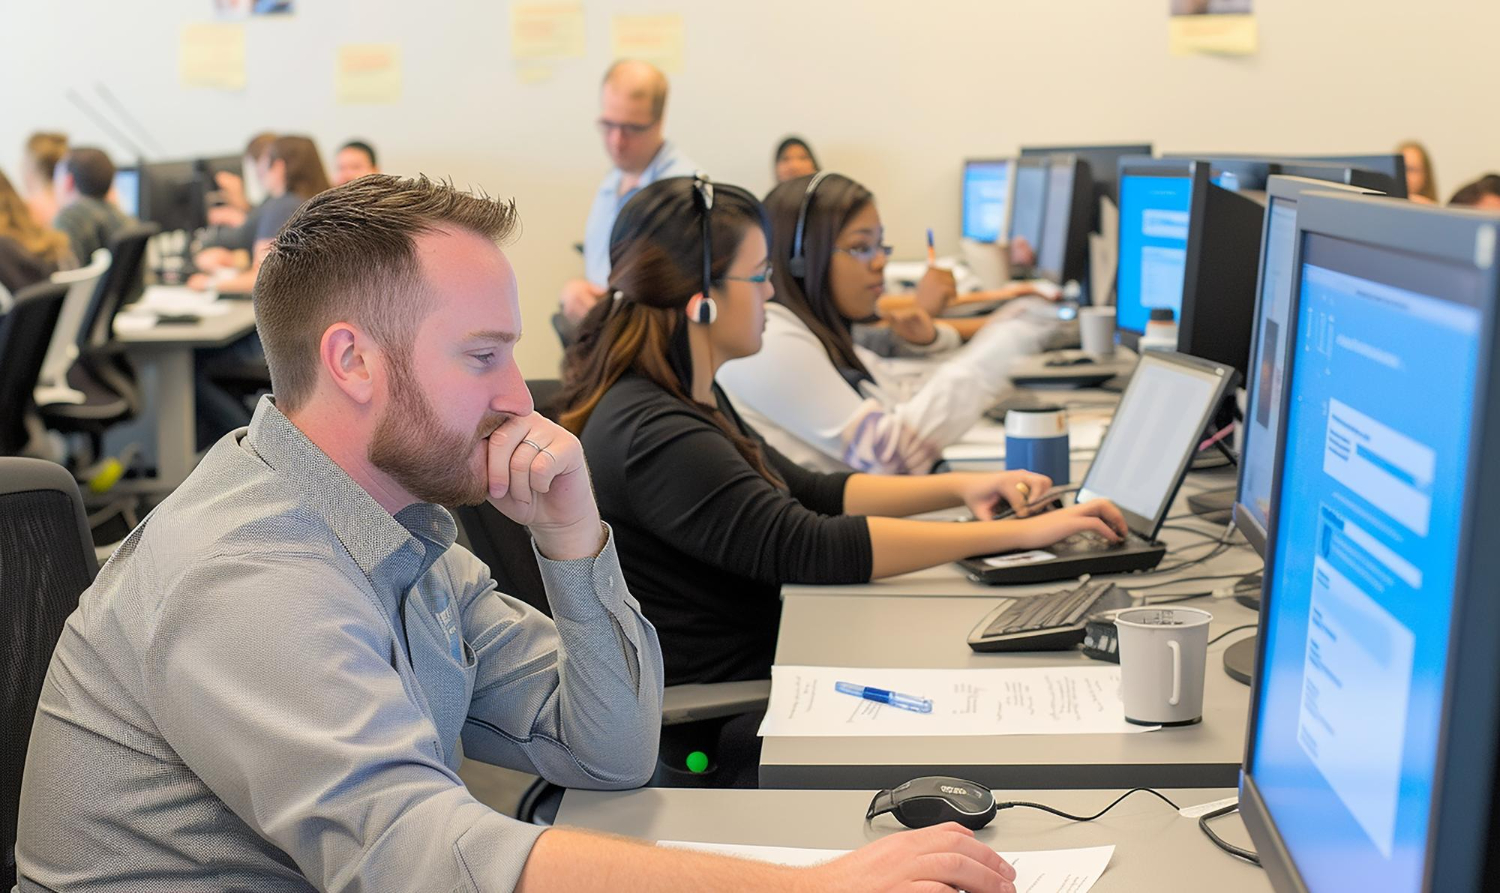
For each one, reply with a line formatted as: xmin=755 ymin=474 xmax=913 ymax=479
xmin=180 ymin=22 xmax=246 ymax=90
xmin=611 ymin=14 xmax=684 ymax=74
xmin=337 ymin=44 xmax=402 ymax=104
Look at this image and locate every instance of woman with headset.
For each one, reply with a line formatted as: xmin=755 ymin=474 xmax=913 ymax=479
xmin=716 ymin=172 xmax=1059 ymax=474
xmin=558 ymin=175 xmax=1124 ymax=688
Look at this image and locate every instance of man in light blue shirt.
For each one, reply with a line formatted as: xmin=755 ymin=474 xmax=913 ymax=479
xmin=558 ymin=60 xmax=698 ymax=326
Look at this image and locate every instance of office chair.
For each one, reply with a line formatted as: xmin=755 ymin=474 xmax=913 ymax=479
xmin=0 ymin=283 xmax=69 ymax=457
xmin=452 ymin=497 xmax=770 ymax=824
xmin=33 ymin=249 xmax=111 ymax=409
xmin=0 ymin=458 xmax=99 ymax=888
xmin=37 ymin=224 xmax=159 ymax=466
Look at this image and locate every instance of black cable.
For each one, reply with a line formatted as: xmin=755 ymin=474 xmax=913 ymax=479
xmin=1207 ymin=623 xmax=1258 ymax=647
xmin=1140 ymin=586 xmax=1260 ymax=606
xmin=1213 ymin=438 xmax=1239 ymax=467
xmin=1159 ymin=523 xmax=1231 ymax=540
xmin=995 ymin=787 xmax=1182 ymax=822
xmin=1199 ymin=804 xmax=1261 ymax=865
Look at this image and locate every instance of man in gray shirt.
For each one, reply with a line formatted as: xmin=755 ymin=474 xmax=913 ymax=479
xmin=16 ymin=176 xmax=1016 ymax=893
xmin=51 ymin=146 xmax=133 ymax=263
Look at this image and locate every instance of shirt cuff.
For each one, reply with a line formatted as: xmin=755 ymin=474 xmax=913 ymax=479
xmin=530 ymin=522 xmax=635 ymax=623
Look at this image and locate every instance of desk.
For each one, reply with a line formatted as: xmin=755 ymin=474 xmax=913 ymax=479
xmin=556 ymin=787 xmax=1269 ymax=892
xmin=760 ymin=588 xmax=1258 ymax=791
xmin=106 ymin=303 xmax=258 ymax=494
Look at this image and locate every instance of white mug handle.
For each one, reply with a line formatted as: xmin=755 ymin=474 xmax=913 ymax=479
xmin=1168 ymin=640 xmax=1182 ymax=707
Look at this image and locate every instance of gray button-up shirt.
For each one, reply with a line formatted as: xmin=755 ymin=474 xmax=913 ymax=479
xmin=16 ymin=398 xmax=664 ymax=891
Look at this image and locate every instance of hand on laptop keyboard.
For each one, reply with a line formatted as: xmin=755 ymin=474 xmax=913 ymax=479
xmin=1008 ymin=498 xmax=1128 ymax=551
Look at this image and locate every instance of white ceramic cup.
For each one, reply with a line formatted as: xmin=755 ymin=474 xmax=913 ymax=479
xmin=1115 ymin=607 xmax=1213 ymax=726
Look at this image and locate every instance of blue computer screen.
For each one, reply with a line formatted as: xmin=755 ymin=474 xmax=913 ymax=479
xmin=1036 ymin=162 xmax=1075 ymax=277
xmin=1116 ymin=174 xmax=1192 ymax=334
xmin=1251 ymin=232 xmax=1482 ymax=893
xmin=1238 ymin=196 xmax=1299 ymax=534
xmin=1009 ymin=164 xmax=1048 ymax=251
xmin=962 ymin=160 xmax=1011 ymax=243
xmin=113 ymin=168 xmax=140 ymax=219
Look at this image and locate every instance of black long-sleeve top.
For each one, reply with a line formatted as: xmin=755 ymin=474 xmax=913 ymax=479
xmin=581 ymin=373 xmax=874 ymax=685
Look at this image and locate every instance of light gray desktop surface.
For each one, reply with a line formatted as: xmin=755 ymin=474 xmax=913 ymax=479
xmin=556 ymin=787 xmax=1268 ymax=891
xmin=760 ymin=589 xmax=1259 ymax=790
xmin=107 ymin=301 xmax=258 ymax=494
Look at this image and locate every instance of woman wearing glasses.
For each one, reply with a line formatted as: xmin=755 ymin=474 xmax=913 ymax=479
xmin=558 ymin=176 xmax=1125 ymax=689
xmin=715 ymin=172 xmax=1057 ymax=474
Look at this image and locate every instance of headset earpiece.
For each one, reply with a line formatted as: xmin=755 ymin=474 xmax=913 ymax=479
xmin=788 ymin=171 xmax=832 ymax=279
xmin=686 ymin=293 xmax=718 ymax=325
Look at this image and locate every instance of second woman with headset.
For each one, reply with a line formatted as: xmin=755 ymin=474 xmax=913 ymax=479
xmin=559 ymin=175 xmax=1124 ymax=688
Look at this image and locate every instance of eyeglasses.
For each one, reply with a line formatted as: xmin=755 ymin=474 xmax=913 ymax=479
xmin=597 ymin=118 xmax=658 ymax=137
xmin=834 ymin=243 xmax=895 ymax=265
xmin=723 ymin=265 xmax=774 ymax=285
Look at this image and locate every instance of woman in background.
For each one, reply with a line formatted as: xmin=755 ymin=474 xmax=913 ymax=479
xmin=1398 ymin=140 xmax=1438 ymax=204
xmin=0 ymin=167 xmax=73 ymax=294
xmin=773 ymin=136 xmax=819 ymax=184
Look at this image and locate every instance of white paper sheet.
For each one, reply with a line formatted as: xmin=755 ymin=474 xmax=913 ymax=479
xmin=135 ymin=286 xmax=231 ymax=316
xmin=661 ymin=840 xmax=1115 ymax=893
xmin=758 ymin=665 xmax=1158 ymax=738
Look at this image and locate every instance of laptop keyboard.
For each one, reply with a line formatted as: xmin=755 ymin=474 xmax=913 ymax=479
xmin=1051 ymin=530 xmax=1136 ymax=555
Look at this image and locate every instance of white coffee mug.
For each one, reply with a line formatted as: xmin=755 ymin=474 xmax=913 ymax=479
xmin=1115 ymin=607 xmax=1213 ymax=726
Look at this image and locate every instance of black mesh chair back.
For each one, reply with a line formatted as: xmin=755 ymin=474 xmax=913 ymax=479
xmin=79 ymin=222 xmax=159 ymax=352
xmin=0 ymin=283 xmax=68 ymax=455
xmin=0 ymin=458 xmax=98 ymax=887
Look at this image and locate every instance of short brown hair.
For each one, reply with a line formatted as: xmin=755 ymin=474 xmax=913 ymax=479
xmin=253 ymin=175 xmax=520 ymax=412
xmin=24 ymin=132 xmax=68 ymax=183
xmin=63 ymin=147 xmax=116 ymax=199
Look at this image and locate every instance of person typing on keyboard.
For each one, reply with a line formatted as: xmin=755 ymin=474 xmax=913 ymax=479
xmin=557 ymin=176 xmax=1127 ymax=690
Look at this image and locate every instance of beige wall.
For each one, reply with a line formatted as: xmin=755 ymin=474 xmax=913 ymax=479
xmin=6 ymin=0 xmax=1498 ymax=377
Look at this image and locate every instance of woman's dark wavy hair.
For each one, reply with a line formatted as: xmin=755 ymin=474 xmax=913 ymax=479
xmin=559 ymin=176 xmax=784 ymax=485
xmin=763 ymin=172 xmax=875 ymax=384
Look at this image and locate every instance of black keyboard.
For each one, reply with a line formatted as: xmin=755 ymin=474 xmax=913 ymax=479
xmin=967 ymin=578 xmax=1126 ymax=652
xmin=1050 ymin=530 xmax=1133 ymax=556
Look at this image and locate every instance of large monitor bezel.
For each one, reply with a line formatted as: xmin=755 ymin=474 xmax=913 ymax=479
xmin=1113 ymin=157 xmax=1210 ymax=350
xmin=1033 ymin=153 xmax=1093 ymax=286
xmin=1230 ymin=176 xmax=1383 ymax=557
xmin=960 ymin=157 xmax=1015 ymax=244
xmin=1240 ymin=193 xmax=1500 ymax=893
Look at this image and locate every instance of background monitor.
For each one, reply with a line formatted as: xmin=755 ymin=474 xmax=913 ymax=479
xmin=1006 ymin=155 xmax=1049 ymax=257
xmin=112 ymin=166 xmax=140 ymax=219
xmin=138 ymin=159 xmax=203 ymax=233
xmin=1233 ymin=176 xmax=1382 ymax=557
xmin=1114 ymin=158 xmax=1207 ymax=348
xmin=1033 ymin=154 xmax=1093 ymax=286
xmin=1274 ymin=160 xmax=1401 ymax=196
xmin=1177 ymin=171 xmax=1267 ymax=377
xmin=961 ymin=158 xmax=1013 ymax=243
xmin=1021 ymin=142 xmax=1153 ymax=230
xmin=1168 ymin=152 xmax=1406 ymax=198
xmin=1299 ymin=153 xmax=1408 ymax=198
xmin=1241 ymin=194 xmax=1500 ymax=893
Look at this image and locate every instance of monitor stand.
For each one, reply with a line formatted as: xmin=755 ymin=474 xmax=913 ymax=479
xmin=1224 ymin=584 xmax=1262 ymax=686
xmin=1186 ymin=485 xmax=1236 ymax=517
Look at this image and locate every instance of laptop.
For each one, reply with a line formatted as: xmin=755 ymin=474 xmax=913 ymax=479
xmin=961 ymin=350 xmax=1237 ymax=585
xmin=1008 ymin=346 xmax=1137 ymax=389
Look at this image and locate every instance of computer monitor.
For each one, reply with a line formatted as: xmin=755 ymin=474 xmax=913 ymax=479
xmin=113 ymin=167 xmax=140 ymax=219
xmin=1241 ymin=194 xmax=1500 ymax=893
xmin=138 ymin=159 xmax=206 ymax=233
xmin=1274 ymin=160 xmax=1401 ymax=196
xmin=1033 ymin=154 xmax=1093 ymax=286
xmin=1021 ymin=143 xmax=1153 ymax=228
xmin=1299 ymin=153 xmax=1408 ymax=198
xmin=961 ymin=158 xmax=1013 ymax=243
xmin=1232 ymin=176 xmax=1382 ymax=556
xmin=1177 ymin=176 xmax=1266 ymax=377
xmin=1006 ymin=156 xmax=1049 ymax=257
xmin=1114 ymin=158 xmax=1208 ymax=348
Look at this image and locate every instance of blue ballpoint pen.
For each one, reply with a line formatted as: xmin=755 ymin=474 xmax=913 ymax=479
xmin=836 ymin=681 xmax=933 ymax=714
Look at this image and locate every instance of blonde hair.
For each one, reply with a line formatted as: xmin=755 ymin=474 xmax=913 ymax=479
xmin=0 ymin=167 xmax=71 ymax=264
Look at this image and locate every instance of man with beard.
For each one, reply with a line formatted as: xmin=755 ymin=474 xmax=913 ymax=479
xmin=15 ymin=176 xmax=1017 ymax=893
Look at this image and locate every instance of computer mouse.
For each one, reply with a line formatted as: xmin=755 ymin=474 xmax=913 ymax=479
xmin=866 ymin=776 xmax=998 ymax=831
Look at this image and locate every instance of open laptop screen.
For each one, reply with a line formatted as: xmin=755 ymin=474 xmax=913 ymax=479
xmin=1078 ymin=352 xmax=1230 ymax=530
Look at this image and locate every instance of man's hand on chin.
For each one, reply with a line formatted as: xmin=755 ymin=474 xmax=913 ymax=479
xmin=486 ymin=413 xmax=605 ymax=560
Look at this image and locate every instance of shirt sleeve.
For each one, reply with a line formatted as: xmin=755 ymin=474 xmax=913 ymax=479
xmin=141 ymin=550 xmax=550 ymax=893
xmin=719 ymin=306 xmax=1043 ymax=475
xmin=624 ymin=406 xmax=872 ymax=585
xmin=255 ymin=195 xmax=301 ymax=243
xmin=853 ymin=321 xmax=962 ymax=358
xmin=455 ymin=527 xmax=665 ymax=788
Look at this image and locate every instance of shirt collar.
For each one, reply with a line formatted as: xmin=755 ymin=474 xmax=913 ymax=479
xmin=242 ymin=397 xmax=458 ymax=593
xmin=600 ymin=140 xmax=679 ymax=196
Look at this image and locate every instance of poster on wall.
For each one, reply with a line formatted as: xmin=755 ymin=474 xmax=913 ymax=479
xmin=1169 ymin=0 xmax=1257 ymax=56
xmin=214 ymin=0 xmax=295 ymax=17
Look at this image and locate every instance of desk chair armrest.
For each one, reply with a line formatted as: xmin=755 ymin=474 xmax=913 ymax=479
xmin=661 ymin=680 xmax=771 ymax=726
